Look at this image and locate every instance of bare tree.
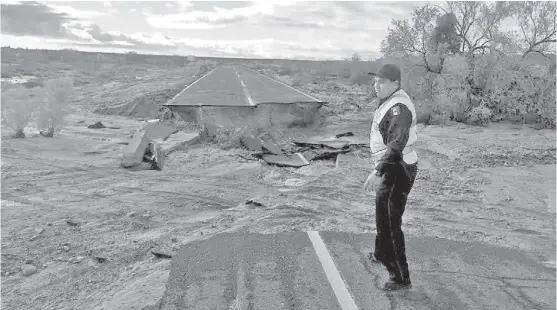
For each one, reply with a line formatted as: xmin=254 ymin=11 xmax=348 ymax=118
xmin=443 ymin=1 xmax=517 ymax=57
xmin=380 ymin=4 xmax=440 ymax=72
xmin=350 ymin=52 xmax=361 ymax=62
xmin=515 ymin=1 xmax=556 ymax=58
xmin=381 ymin=4 xmax=461 ymax=74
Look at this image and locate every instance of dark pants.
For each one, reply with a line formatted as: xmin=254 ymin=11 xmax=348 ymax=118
xmin=373 ymin=161 xmax=418 ymax=284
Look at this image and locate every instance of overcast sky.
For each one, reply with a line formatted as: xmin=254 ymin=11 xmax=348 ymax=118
xmin=2 ymin=1 xmax=435 ymax=59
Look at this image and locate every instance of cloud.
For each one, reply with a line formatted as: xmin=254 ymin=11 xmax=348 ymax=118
xmin=47 ymin=4 xmax=109 ymax=19
xmin=1 ymin=1 xmax=428 ymax=59
xmin=146 ymin=2 xmax=274 ymax=29
xmin=176 ymin=1 xmax=193 ymax=12
xmin=265 ymin=16 xmax=326 ymax=29
xmin=1 ymin=2 xmax=173 ymax=51
xmin=103 ymin=1 xmax=111 ymax=8
xmin=144 ymin=1 xmax=417 ymax=33
xmin=1 ymin=1 xmax=74 ymax=37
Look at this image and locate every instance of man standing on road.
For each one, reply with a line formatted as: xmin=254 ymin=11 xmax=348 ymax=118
xmin=363 ymin=63 xmax=419 ymax=291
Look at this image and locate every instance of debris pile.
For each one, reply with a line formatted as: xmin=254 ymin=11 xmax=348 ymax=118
xmin=120 ymin=120 xmax=199 ymax=170
xmin=243 ymin=131 xmax=369 ymax=168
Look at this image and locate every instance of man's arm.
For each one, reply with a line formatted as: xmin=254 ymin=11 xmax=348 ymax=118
xmin=374 ymin=103 xmax=413 ymax=176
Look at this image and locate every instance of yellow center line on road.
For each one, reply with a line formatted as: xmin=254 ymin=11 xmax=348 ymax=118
xmin=307 ymin=231 xmax=360 ymax=310
xmin=233 ymin=66 xmax=255 ymax=106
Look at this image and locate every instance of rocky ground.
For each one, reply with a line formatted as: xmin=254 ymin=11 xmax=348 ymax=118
xmin=1 ymin=56 xmax=556 ymax=310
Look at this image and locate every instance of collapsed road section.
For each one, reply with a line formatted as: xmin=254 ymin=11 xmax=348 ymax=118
xmin=164 ymin=65 xmax=326 ymax=129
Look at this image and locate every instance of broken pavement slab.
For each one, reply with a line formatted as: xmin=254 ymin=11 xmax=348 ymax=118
xmin=302 ymin=148 xmax=350 ymax=161
xmin=240 ymin=136 xmax=264 ymax=151
xmin=261 ymin=140 xmax=283 ymax=155
xmin=294 ymin=134 xmax=369 ymax=149
xmin=261 ymin=152 xmax=309 ymax=168
xmin=241 ymin=135 xmax=283 ymax=155
xmin=154 ymin=131 xmax=200 ymax=155
xmin=140 ymin=122 xmax=178 ymax=141
xmin=121 ymin=130 xmax=150 ymax=168
xmin=296 ymin=139 xmax=350 ymax=149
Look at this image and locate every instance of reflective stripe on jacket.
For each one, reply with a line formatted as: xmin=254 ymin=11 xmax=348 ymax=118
xmin=370 ymin=89 xmax=418 ymax=170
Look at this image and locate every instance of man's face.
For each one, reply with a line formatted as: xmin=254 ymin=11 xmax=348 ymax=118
xmin=373 ymin=77 xmax=398 ymax=99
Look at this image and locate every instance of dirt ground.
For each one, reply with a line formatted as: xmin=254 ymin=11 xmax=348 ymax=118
xmin=1 ymin=57 xmax=556 ymax=310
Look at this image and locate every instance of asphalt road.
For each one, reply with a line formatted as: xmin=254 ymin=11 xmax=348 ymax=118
xmin=158 ymin=232 xmax=555 ymax=310
xmin=167 ymin=65 xmax=322 ymax=107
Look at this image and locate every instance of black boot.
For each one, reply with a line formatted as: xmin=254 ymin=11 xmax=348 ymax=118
xmin=383 ymin=280 xmax=412 ymax=291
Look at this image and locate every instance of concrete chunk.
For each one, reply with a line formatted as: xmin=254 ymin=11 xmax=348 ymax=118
xmin=294 ymin=134 xmax=369 ymax=149
xmin=261 ymin=140 xmax=283 ymax=155
xmin=157 ymin=132 xmax=200 ymax=155
xmin=240 ymin=136 xmax=263 ymax=151
xmin=121 ymin=130 xmax=150 ymax=168
xmin=293 ymin=137 xmax=350 ymax=149
xmin=303 ymin=148 xmax=350 ymax=161
xmin=261 ymin=152 xmax=309 ymax=168
xmin=140 ymin=122 xmax=178 ymax=141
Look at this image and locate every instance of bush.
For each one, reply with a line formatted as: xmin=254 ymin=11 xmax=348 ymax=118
xmin=1 ymin=86 xmax=42 ymax=138
xmin=467 ymin=103 xmax=492 ymax=126
xmin=402 ymin=54 xmax=555 ymax=128
xmin=37 ymin=77 xmax=74 ymax=137
xmin=484 ymin=57 xmax=555 ymax=128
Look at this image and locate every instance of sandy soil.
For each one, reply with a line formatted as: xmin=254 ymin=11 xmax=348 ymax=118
xmin=1 ymin=59 xmax=556 ymax=310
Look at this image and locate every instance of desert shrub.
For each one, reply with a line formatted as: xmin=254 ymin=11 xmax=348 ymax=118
xmin=537 ymin=78 xmax=556 ymax=128
xmin=1 ymin=86 xmax=43 ymax=138
xmin=466 ymin=103 xmax=493 ymax=126
xmin=484 ymin=57 xmax=555 ymax=127
xmin=37 ymin=77 xmax=74 ymax=137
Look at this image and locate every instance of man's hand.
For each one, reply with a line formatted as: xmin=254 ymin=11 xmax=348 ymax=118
xmin=364 ymin=172 xmax=382 ymax=193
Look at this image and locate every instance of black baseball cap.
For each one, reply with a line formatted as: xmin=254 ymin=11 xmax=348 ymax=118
xmin=368 ymin=63 xmax=401 ymax=82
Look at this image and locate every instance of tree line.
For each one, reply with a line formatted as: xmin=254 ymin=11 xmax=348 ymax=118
xmin=380 ymin=1 xmax=556 ymax=127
